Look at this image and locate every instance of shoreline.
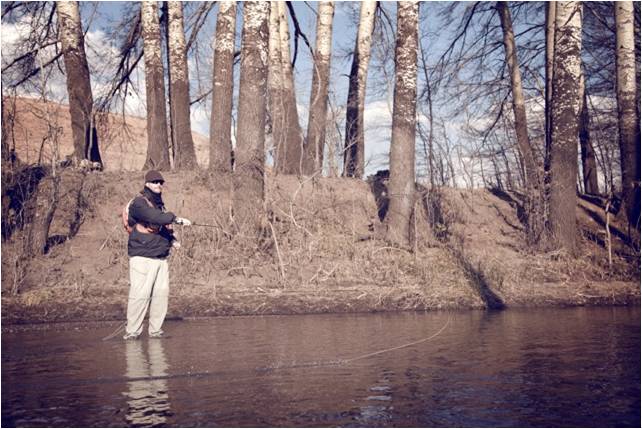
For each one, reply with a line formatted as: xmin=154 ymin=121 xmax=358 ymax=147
xmin=2 ymin=280 xmax=639 ymax=326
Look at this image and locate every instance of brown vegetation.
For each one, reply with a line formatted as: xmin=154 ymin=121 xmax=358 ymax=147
xmin=1 ymin=168 xmax=638 ymax=325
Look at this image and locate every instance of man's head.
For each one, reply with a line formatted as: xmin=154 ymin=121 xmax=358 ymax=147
xmin=144 ymin=170 xmax=165 ymax=194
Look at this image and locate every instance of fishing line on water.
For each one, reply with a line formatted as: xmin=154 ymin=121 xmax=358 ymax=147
xmin=260 ymin=312 xmax=452 ymax=371
xmin=99 ymin=312 xmax=451 ymax=381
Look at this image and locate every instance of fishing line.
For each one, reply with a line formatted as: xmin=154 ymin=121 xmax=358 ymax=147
xmin=102 ymin=321 xmax=126 ymax=341
xmin=260 ymin=312 xmax=452 ymax=371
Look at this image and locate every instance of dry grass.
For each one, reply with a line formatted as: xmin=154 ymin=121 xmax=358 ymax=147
xmin=1 ymin=169 xmax=639 ymax=324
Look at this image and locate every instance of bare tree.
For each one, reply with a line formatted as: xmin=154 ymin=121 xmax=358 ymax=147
xmin=578 ymin=72 xmax=599 ymax=195
xmin=141 ymin=0 xmax=170 ymax=170
xmin=234 ymin=1 xmax=270 ymax=230
xmin=56 ymin=1 xmax=102 ymax=167
xmin=386 ymin=1 xmax=418 ymax=248
xmin=277 ymin=0 xmax=304 ymax=174
xmin=209 ymin=0 xmax=236 ymax=173
xmin=167 ymin=1 xmax=197 ymax=169
xmin=268 ymin=1 xmax=286 ymax=173
xmin=343 ymin=0 xmax=377 ymax=178
xmin=614 ymin=0 xmax=640 ymax=228
xmin=303 ymin=1 xmax=335 ymax=175
xmin=497 ymin=1 xmax=543 ymax=243
xmin=548 ymin=1 xmax=582 ymax=253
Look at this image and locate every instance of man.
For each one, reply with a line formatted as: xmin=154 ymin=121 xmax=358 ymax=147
xmin=123 ymin=170 xmax=191 ymax=340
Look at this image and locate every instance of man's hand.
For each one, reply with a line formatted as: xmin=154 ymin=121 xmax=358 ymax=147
xmin=174 ymin=217 xmax=192 ymax=226
xmin=172 ymin=240 xmax=181 ymax=249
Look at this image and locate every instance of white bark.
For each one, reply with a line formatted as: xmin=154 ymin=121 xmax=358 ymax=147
xmin=615 ymin=0 xmax=640 ymax=226
xmin=549 ymin=1 xmax=583 ymax=252
xmin=343 ymin=0 xmax=377 ymax=178
xmin=304 ymin=1 xmax=335 ymax=174
xmin=386 ymin=1 xmax=418 ymax=248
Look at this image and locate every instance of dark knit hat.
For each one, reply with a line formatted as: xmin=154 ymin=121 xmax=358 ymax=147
xmin=144 ymin=170 xmax=165 ymax=183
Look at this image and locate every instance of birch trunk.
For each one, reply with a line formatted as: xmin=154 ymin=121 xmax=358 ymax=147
xmin=209 ymin=0 xmax=237 ymax=172
xmin=268 ymin=1 xmax=286 ymax=173
xmin=615 ymin=0 xmax=640 ymax=228
xmin=56 ymin=1 xmax=102 ymax=166
xmin=385 ymin=1 xmax=418 ymax=249
xmin=497 ymin=1 xmax=543 ymax=243
xmin=549 ymin=1 xmax=582 ymax=253
xmin=343 ymin=0 xmax=377 ymax=178
xmin=167 ymin=1 xmax=197 ymax=169
xmin=141 ymin=1 xmax=171 ymax=170
xmin=277 ymin=1 xmax=304 ymax=174
xmin=578 ymin=73 xmax=600 ymax=195
xmin=234 ymin=1 xmax=270 ymax=230
xmin=303 ymin=1 xmax=335 ymax=175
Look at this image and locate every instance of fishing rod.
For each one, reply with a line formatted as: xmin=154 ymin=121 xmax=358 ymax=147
xmin=190 ymin=222 xmax=222 ymax=229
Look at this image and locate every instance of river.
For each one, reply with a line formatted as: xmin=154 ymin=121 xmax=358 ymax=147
xmin=2 ymin=307 xmax=640 ymax=427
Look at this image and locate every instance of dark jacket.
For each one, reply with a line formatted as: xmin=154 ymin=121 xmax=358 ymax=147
xmin=127 ymin=188 xmax=176 ymax=258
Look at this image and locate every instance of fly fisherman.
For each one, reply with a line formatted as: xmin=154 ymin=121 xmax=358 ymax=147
xmin=123 ymin=170 xmax=191 ymax=340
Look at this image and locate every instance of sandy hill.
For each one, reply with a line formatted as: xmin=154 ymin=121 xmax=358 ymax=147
xmin=3 ymin=97 xmax=210 ymax=170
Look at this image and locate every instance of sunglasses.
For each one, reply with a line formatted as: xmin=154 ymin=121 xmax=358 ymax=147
xmin=150 ymin=180 xmax=165 ymax=185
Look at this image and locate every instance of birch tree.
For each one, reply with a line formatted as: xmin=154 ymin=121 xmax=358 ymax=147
xmin=549 ymin=1 xmax=582 ymax=253
xmin=209 ymin=1 xmax=237 ymax=173
xmin=578 ymin=73 xmax=599 ymax=195
xmin=497 ymin=1 xmax=542 ymax=243
xmin=167 ymin=1 xmax=197 ymax=169
xmin=234 ymin=1 xmax=270 ymax=230
xmin=303 ymin=1 xmax=335 ymax=175
xmin=277 ymin=0 xmax=304 ymax=174
xmin=386 ymin=1 xmax=418 ymax=248
xmin=614 ymin=0 xmax=640 ymax=228
xmin=343 ymin=0 xmax=377 ymax=178
xmin=141 ymin=0 xmax=170 ymax=170
xmin=56 ymin=1 xmax=102 ymax=167
xmin=268 ymin=1 xmax=286 ymax=173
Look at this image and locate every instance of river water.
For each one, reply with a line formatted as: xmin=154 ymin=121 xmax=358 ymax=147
xmin=2 ymin=307 xmax=640 ymax=427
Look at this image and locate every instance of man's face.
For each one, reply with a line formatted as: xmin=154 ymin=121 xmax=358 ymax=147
xmin=145 ymin=180 xmax=164 ymax=194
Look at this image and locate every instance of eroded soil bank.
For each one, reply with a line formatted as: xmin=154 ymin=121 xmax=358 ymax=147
xmin=1 ymin=169 xmax=639 ymax=325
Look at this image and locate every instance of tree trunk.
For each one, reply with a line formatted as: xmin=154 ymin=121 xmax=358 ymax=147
xmin=497 ymin=1 xmax=543 ymax=243
xmin=303 ymin=1 xmax=335 ymax=175
xmin=141 ymin=1 xmax=171 ymax=171
xmin=544 ymin=1 xmax=555 ymax=179
xmin=385 ymin=1 xmax=418 ymax=249
xmin=578 ymin=73 xmax=600 ymax=195
xmin=234 ymin=1 xmax=270 ymax=230
xmin=277 ymin=1 xmax=304 ymax=175
xmin=549 ymin=1 xmax=582 ymax=254
xmin=343 ymin=0 xmax=377 ymax=178
xmin=268 ymin=1 xmax=286 ymax=174
xmin=209 ymin=0 xmax=236 ymax=173
xmin=615 ymin=0 xmax=641 ymax=228
xmin=167 ymin=1 xmax=197 ymax=169
xmin=56 ymin=1 xmax=102 ymax=167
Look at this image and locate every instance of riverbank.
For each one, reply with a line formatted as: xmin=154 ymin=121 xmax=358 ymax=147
xmin=1 ymin=169 xmax=639 ymax=325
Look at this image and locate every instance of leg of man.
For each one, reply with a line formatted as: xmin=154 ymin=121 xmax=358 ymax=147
xmin=125 ymin=256 xmax=162 ymax=337
xmin=148 ymin=259 xmax=169 ymax=336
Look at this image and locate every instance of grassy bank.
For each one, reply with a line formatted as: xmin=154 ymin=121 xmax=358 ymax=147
xmin=1 ymin=169 xmax=639 ymax=324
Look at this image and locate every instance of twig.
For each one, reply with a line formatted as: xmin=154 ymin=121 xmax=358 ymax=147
xmin=268 ymin=220 xmax=286 ymax=283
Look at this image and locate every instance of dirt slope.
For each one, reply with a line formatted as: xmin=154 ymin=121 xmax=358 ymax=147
xmin=1 ymin=168 xmax=639 ymax=324
xmin=3 ymin=97 xmax=209 ymax=170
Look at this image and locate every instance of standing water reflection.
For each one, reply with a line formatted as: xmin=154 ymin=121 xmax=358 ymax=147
xmin=2 ymin=307 xmax=640 ymax=427
xmin=124 ymin=340 xmax=171 ymax=426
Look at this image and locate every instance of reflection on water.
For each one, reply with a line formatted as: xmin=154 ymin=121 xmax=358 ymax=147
xmin=123 ymin=340 xmax=171 ymax=427
xmin=1 ymin=307 xmax=640 ymax=427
